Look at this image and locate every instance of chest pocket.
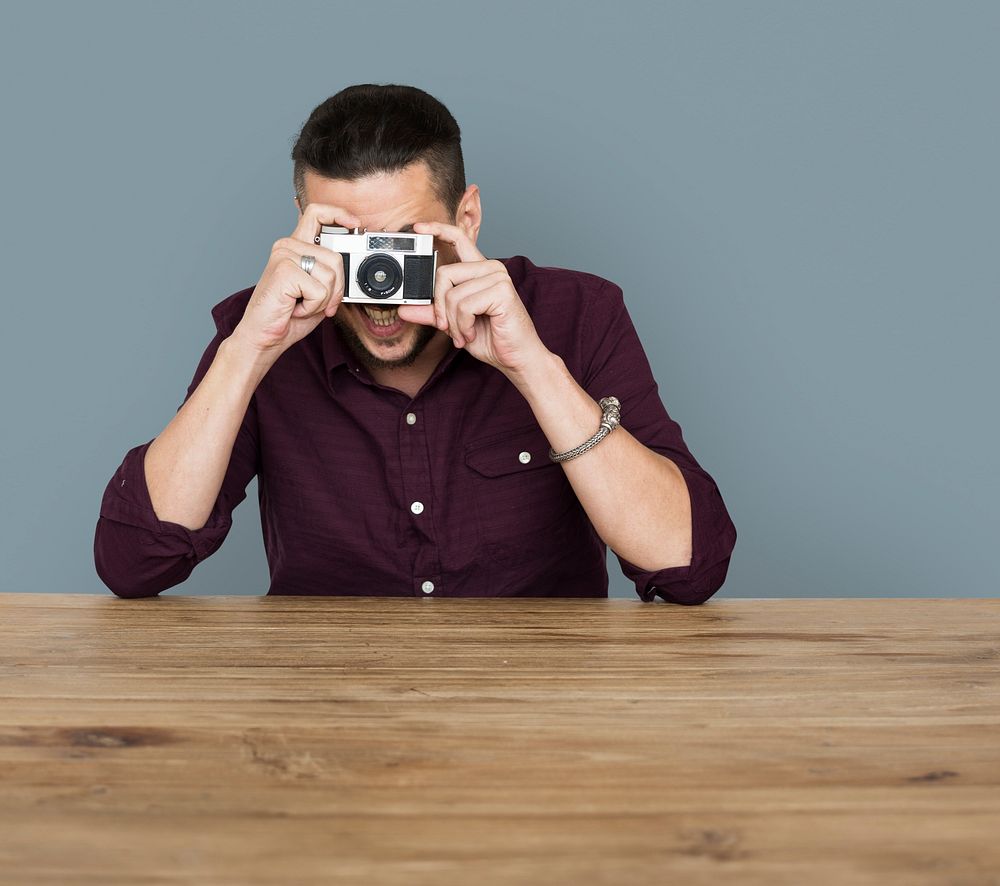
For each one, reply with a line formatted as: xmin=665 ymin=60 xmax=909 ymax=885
xmin=464 ymin=423 xmax=577 ymax=553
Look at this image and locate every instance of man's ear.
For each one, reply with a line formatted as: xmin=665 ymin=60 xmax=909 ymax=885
xmin=294 ymin=195 xmax=303 ymax=217
xmin=458 ymin=184 xmax=482 ymax=243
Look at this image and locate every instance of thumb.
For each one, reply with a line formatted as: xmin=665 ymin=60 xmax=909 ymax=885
xmin=396 ymin=304 xmax=438 ymax=327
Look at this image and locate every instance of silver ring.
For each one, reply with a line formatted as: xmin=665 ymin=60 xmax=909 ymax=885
xmin=299 ymin=254 xmax=316 ymax=275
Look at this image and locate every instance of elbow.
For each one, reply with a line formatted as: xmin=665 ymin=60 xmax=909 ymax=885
xmin=94 ymin=549 xmax=169 ymax=599
xmin=100 ymin=579 xmax=163 ymax=600
xmin=94 ymin=557 xmax=160 ymax=599
xmin=650 ymin=493 xmax=737 ymax=606
xmin=95 ymin=557 xmax=190 ymax=599
xmin=653 ymin=557 xmax=733 ymax=605
xmin=93 ymin=517 xmax=192 ymax=598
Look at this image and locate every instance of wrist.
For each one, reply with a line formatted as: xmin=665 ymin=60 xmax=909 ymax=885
xmin=219 ymin=329 xmax=279 ymax=387
xmin=504 ymin=347 xmax=564 ymax=394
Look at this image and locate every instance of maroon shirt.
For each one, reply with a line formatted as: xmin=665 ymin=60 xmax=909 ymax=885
xmin=94 ymin=255 xmax=737 ymax=603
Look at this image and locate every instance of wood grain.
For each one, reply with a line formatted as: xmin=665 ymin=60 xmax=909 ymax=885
xmin=0 ymin=594 xmax=997 ymax=885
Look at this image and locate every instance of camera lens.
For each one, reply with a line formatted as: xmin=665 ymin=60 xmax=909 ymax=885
xmin=357 ymin=254 xmax=403 ymax=299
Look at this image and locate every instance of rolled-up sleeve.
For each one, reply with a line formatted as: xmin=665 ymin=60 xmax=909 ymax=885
xmin=94 ymin=295 xmax=259 ymax=598
xmin=579 ymin=281 xmax=737 ymax=605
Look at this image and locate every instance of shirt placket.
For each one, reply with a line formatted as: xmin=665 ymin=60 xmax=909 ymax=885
xmin=398 ymin=402 xmax=442 ymax=596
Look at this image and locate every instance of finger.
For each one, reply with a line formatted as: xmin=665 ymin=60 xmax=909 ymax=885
xmin=273 ymin=237 xmax=349 ymax=276
xmin=286 ymin=266 xmax=329 ymax=318
xmin=445 ymin=272 xmax=506 ymax=346
xmin=431 ymin=260 xmax=502 ymax=330
xmin=412 ymin=221 xmax=485 ymax=263
xmin=434 ymin=281 xmax=448 ymax=333
xmin=275 ymin=252 xmax=343 ymax=316
xmin=414 ymin=269 xmax=448 ymax=332
xmin=275 ymin=250 xmax=337 ymax=293
xmin=307 ymin=263 xmax=346 ymax=317
xmin=433 ymin=258 xmax=504 ymax=289
xmin=289 ymin=203 xmax=362 ymax=248
xmin=454 ymin=287 xmax=508 ymax=345
xmin=395 ymin=303 xmax=437 ymax=327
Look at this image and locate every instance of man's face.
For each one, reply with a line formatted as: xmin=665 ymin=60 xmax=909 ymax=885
xmin=298 ymin=161 xmax=475 ymax=372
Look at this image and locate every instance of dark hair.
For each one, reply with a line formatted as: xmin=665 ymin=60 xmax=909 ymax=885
xmin=291 ymin=84 xmax=466 ymax=217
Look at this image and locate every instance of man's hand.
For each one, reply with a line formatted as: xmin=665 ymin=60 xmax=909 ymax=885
xmin=231 ymin=203 xmax=361 ymax=358
xmin=395 ymin=221 xmax=553 ymax=378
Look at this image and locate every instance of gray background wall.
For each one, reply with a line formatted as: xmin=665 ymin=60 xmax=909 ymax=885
xmin=1 ymin=1 xmax=996 ymax=599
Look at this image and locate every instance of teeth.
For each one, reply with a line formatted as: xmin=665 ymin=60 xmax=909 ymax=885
xmin=362 ymin=305 xmax=400 ymax=327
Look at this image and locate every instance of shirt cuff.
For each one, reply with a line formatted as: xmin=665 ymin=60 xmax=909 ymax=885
xmin=615 ymin=461 xmax=737 ymax=605
xmin=98 ymin=439 xmax=233 ymax=564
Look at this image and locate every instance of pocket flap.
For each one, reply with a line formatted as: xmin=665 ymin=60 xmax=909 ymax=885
xmin=464 ymin=423 xmax=558 ymax=478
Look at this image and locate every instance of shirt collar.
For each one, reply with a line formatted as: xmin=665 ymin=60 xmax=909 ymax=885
xmin=320 ymin=313 xmax=355 ymax=375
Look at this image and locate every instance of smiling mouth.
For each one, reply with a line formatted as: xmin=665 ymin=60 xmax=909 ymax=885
xmin=360 ymin=304 xmax=400 ymax=326
xmin=356 ymin=303 xmax=405 ymax=338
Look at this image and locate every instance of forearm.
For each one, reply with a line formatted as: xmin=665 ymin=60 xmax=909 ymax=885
xmin=507 ymin=351 xmax=693 ymax=571
xmin=145 ymin=332 xmax=274 ymax=530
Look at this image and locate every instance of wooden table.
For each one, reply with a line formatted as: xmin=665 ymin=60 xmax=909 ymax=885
xmin=1 ymin=594 xmax=997 ymax=884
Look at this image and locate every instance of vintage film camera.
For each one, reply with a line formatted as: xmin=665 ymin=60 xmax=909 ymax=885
xmin=316 ymin=225 xmax=437 ymax=306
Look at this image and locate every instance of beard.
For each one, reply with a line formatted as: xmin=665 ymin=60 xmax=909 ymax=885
xmin=331 ymin=307 xmax=439 ymax=371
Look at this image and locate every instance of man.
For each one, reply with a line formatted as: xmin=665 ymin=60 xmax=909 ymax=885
xmin=94 ymin=83 xmax=737 ymax=603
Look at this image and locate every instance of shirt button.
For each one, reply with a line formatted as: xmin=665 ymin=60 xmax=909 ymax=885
xmin=410 ymin=501 xmax=424 ymax=515
xmin=421 ymin=581 xmax=435 ymax=594
xmin=518 ymin=451 xmax=532 ymax=464
xmin=406 ymin=412 xmax=417 ymax=425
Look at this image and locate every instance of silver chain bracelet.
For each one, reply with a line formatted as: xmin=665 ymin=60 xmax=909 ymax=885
xmin=548 ymin=396 xmax=622 ymax=462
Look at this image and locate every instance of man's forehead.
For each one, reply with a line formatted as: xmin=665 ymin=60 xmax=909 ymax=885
xmin=303 ymin=165 xmax=436 ymax=210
